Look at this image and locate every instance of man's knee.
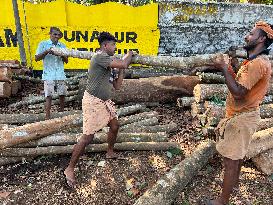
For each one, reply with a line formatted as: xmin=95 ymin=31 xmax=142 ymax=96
xmin=78 ymin=134 xmax=93 ymax=146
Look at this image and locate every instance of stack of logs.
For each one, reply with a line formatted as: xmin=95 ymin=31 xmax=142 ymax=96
xmin=0 ymin=60 xmax=23 ymax=98
xmin=177 ymin=72 xmax=273 ymax=175
xmin=0 ymin=103 xmax=179 ymax=166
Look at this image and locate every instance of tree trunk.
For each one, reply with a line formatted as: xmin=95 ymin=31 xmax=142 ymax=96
xmin=257 ymin=118 xmax=273 ymax=131
xmin=8 ymin=90 xmax=78 ymax=108
xmin=120 ymin=122 xmax=178 ymax=133
xmin=262 ymin=95 xmax=273 ymax=104
xmin=0 ymin=157 xmax=31 ymax=166
xmin=246 ymin=127 xmax=273 ymax=158
xmin=197 ymin=72 xmax=225 ymax=84
xmin=191 ymin=102 xmax=205 ymax=117
xmin=120 ymin=117 xmax=159 ymax=130
xmin=117 ymin=104 xmax=148 ymax=117
xmin=16 ymin=132 xmax=168 ymax=148
xmin=0 ymin=113 xmax=82 ymax=149
xmin=252 ymin=149 xmax=273 ymax=175
xmin=11 ymin=80 xmax=21 ymax=95
xmin=51 ymin=47 xmax=230 ymax=71
xmin=13 ymin=75 xmax=42 ymax=84
xmin=119 ymin=111 xmax=159 ymax=126
xmin=79 ymin=76 xmax=200 ymax=103
xmin=177 ymin=97 xmax=195 ymax=108
xmin=28 ymin=95 xmax=78 ymax=109
xmin=134 ymin=140 xmax=216 ymax=205
xmin=0 ymin=82 xmax=11 ymax=98
xmin=125 ymin=67 xmax=184 ymax=78
xmin=0 ymin=142 xmax=180 ymax=157
xmin=0 ymin=110 xmax=82 ymax=124
xmin=260 ymin=104 xmax=273 ymax=118
xmin=193 ymin=84 xmax=273 ymax=103
xmin=193 ymin=84 xmax=228 ymax=103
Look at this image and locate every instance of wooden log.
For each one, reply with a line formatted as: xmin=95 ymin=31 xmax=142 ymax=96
xmin=193 ymin=84 xmax=227 ymax=103
xmin=177 ymin=97 xmax=194 ymax=108
xmin=0 ymin=67 xmax=12 ymax=82
xmin=0 ymin=142 xmax=180 ymax=157
xmin=134 ymin=140 xmax=216 ymax=205
xmin=257 ymin=118 xmax=273 ymax=131
xmin=246 ymin=127 xmax=273 ymax=158
xmin=79 ymin=76 xmax=200 ymax=104
xmin=191 ymin=102 xmax=205 ymax=117
xmin=120 ymin=122 xmax=178 ymax=133
xmin=16 ymin=132 xmax=168 ymax=148
xmin=13 ymin=75 xmax=42 ymax=84
xmin=197 ymin=72 xmax=225 ymax=84
xmin=0 ymin=82 xmax=11 ymax=98
xmin=119 ymin=111 xmax=159 ymax=126
xmin=202 ymin=126 xmax=215 ymax=137
xmin=117 ymin=104 xmax=147 ymax=117
xmin=0 ymin=60 xmax=21 ymax=68
xmin=260 ymin=104 xmax=273 ymax=118
xmin=28 ymin=95 xmax=78 ymax=109
xmin=262 ymin=95 xmax=273 ymax=104
xmin=0 ymin=113 xmax=82 ymax=149
xmin=0 ymin=110 xmax=82 ymax=124
xmin=120 ymin=117 xmax=159 ymax=130
xmin=8 ymin=90 xmax=78 ymax=108
xmin=0 ymin=157 xmax=28 ymax=166
xmin=252 ymin=149 xmax=273 ymax=175
xmin=51 ymin=47 xmax=231 ymax=71
xmin=11 ymin=80 xmax=21 ymax=95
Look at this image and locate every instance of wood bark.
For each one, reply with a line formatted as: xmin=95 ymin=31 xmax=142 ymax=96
xmin=176 ymin=97 xmax=195 ymax=108
xmin=0 ymin=113 xmax=82 ymax=149
xmin=197 ymin=72 xmax=225 ymax=84
xmin=0 ymin=82 xmax=11 ymax=98
xmin=8 ymin=90 xmax=78 ymax=108
xmin=252 ymin=149 xmax=273 ymax=175
xmin=119 ymin=111 xmax=159 ymax=126
xmin=11 ymin=80 xmax=21 ymax=95
xmin=28 ymin=95 xmax=78 ymax=109
xmin=0 ymin=142 xmax=180 ymax=157
xmin=13 ymin=75 xmax=42 ymax=84
xmin=120 ymin=117 xmax=159 ymax=130
xmin=79 ymin=76 xmax=200 ymax=103
xmin=0 ymin=67 xmax=12 ymax=82
xmin=51 ymin=47 xmax=231 ymax=71
xmin=117 ymin=104 xmax=148 ymax=117
xmin=257 ymin=118 xmax=273 ymax=131
xmin=193 ymin=84 xmax=228 ymax=103
xmin=0 ymin=110 xmax=82 ymax=124
xmin=120 ymin=122 xmax=178 ymax=133
xmin=134 ymin=140 xmax=216 ymax=205
xmin=246 ymin=127 xmax=273 ymax=158
xmin=0 ymin=157 xmax=30 ymax=166
xmin=191 ymin=102 xmax=205 ymax=117
xmin=124 ymin=67 xmax=184 ymax=78
xmin=16 ymin=132 xmax=168 ymax=148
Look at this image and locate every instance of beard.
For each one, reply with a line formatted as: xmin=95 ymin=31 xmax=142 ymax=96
xmin=243 ymin=38 xmax=259 ymax=51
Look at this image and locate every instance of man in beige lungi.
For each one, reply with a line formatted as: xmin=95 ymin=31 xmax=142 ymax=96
xmin=64 ymin=31 xmax=134 ymax=188
xmin=205 ymin=21 xmax=273 ymax=205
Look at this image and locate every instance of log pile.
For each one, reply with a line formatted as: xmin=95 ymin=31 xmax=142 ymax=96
xmin=177 ymin=71 xmax=273 ymax=175
xmin=0 ymin=60 xmax=23 ymax=98
xmin=0 ymin=103 xmax=179 ymax=165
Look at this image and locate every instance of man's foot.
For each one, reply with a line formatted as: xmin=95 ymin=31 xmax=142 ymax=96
xmin=106 ymin=151 xmax=119 ymax=159
xmin=64 ymin=167 xmax=76 ymax=189
xmin=204 ymin=199 xmax=226 ymax=205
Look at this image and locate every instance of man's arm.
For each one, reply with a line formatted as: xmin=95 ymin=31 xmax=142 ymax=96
xmin=35 ymin=49 xmax=52 ymax=62
xmin=208 ymin=55 xmax=248 ymax=100
xmin=109 ymin=51 xmax=133 ymax=69
xmin=113 ymin=69 xmax=124 ymax=90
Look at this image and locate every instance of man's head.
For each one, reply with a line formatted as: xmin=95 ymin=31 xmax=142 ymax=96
xmin=98 ymin=32 xmax=117 ymax=56
xmin=244 ymin=21 xmax=273 ymax=52
xmin=49 ymin=27 xmax=63 ymax=44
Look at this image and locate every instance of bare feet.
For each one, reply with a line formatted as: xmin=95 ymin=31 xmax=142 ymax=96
xmin=64 ymin=167 xmax=76 ymax=188
xmin=106 ymin=151 xmax=119 ymax=159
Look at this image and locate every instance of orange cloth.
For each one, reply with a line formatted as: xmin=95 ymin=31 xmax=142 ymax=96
xmin=225 ymin=55 xmax=272 ymax=118
xmin=255 ymin=21 xmax=273 ymax=39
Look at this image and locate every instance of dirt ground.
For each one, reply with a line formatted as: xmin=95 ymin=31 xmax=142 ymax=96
xmin=0 ymin=80 xmax=272 ymax=205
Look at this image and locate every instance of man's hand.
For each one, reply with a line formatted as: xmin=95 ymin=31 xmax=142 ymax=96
xmin=207 ymin=54 xmax=230 ymax=71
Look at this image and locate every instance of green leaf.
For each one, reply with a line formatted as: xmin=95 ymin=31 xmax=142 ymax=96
xmin=167 ymin=147 xmax=183 ymax=156
xmin=166 ymin=151 xmax=173 ymax=158
xmin=127 ymin=191 xmax=133 ymax=197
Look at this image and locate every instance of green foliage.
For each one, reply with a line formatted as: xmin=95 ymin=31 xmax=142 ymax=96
xmin=209 ymin=95 xmax=225 ymax=106
xmin=167 ymin=147 xmax=184 ymax=158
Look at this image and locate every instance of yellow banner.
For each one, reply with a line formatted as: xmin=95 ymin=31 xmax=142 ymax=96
xmin=0 ymin=0 xmax=159 ymax=70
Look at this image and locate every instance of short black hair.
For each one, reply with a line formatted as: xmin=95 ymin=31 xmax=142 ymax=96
xmin=98 ymin=31 xmax=117 ymax=45
xmin=50 ymin=27 xmax=61 ymax=34
xmin=259 ymin=24 xmax=273 ymax=49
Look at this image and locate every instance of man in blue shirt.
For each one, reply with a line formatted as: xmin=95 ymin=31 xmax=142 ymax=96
xmin=35 ymin=27 xmax=68 ymax=119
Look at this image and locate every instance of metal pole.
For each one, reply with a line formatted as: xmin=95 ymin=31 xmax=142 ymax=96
xmin=12 ymin=0 xmax=27 ymax=66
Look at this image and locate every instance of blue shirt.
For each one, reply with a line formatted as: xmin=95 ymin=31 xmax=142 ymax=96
xmin=36 ymin=39 xmax=66 ymax=80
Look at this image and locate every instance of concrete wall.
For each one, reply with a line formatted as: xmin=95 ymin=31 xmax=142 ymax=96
xmin=158 ymin=0 xmax=273 ymax=56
